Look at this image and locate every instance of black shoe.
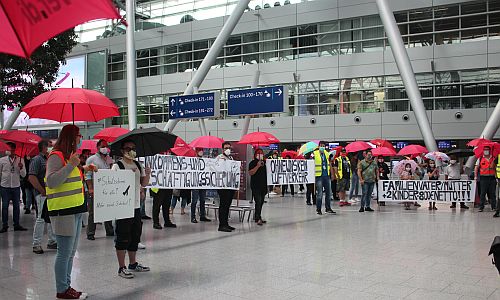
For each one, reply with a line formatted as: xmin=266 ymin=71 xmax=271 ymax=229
xmin=306 ymin=202 xmax=312 ymax=206
xmin=218 ymin=226 xmax=232 ymax=232
xmin=106 ymin=232 xmax=115 ymax=237
xmin=199 ymin=217 xmax=211 ymax=222
xmin=14 ymin=225 xmax=27 ymax=231
xmin=479 ymin=208 xmax=484 ymax=212
xmin=0 ymin=226 xmax=7 ymax=233
xmin=359 ymin=207 xmax=365 ymax=212
xmin=87 ymin=235 xmax=95 ymax=240
xmin=33 ymin=246 xmax=44 ymax=254
xmin=316 ymin=209 xmax=322 ymax=215
xmin=191 ymin=219 xmax=198 ymax=223
xmin=141 ymin=215 xmax=152 ymax=220
xmin=24 ymin=209 xmax=31 ymax=214
xmin=46 ymin=243 xmax=57 ymax=250
xmin=450 ymin=204 xmax=456 ymax=209
xmin=494 ymin=212 xmax=500 ymax=218
xmin=325 ymin=209 xmax=336 ymax=214
xmin=460 ymin=204 xmax=469 ymax=210
xmin=164 ymin=222 xmax=177 ymax=228
xmin=227 ymin=225 xmax=235 ymax=230
xmin=153 ymin=224 xmax=163 ymax=230
xmin=365 ymin=207 xmax=374 ymax=212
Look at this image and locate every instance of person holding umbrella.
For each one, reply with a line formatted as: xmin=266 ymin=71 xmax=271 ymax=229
xmin=427 ymin=159 xmax=439 ymax=210
xmin=445 ymin=155 xmax=469 ymax=210
xmin=217 ymin=142 xmax=236 ymax=232
xmin=475 ymin=145 xmax=497 ymax=213
xmin=248 ymin=148 xmax=268 ymax=225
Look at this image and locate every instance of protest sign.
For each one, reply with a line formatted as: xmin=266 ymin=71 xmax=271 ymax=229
xmin=266 ymin=159 xmax=315 ymax=185
xmin=378 ymin=180 xmax=476 ymax=202
xmin=141 ymin=155 xmax=241 ymax=190
xmin=94 ymin=169 xmax=136 ymax=222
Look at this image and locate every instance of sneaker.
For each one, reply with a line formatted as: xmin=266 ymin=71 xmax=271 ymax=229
xmin=414 ymin=203 xmax=421 ymax=207
xmin=306 ymin=202 xmax=312 ymax=206
xmin=13 ymin=225 xmax=27 ymax=231
xmin=218 ymin=226 xmax=232 ymax=232
xmin=164 ymin=222 xmax=177 ymax=228
xmin=141 ymin=215 xmax=152 ymax=220
xmin=460 ymin=204 xmax=469 ymax=210
xmin=0 ymin=226 xmax=7 ymax=233
xmin=33 ymin=246 xmax=44 ymax=254
xmin=56 ymin=287 xmax=87 ymax=299
xmin=138 ymin=243 xmax=146 ymax=249
xmin=118 ymin=267 xmax=134 ymax=279
xmin=199 ymin=217 xmax=211 ymax=222
xmin=494 ymin=212 xmax=500 ymax=218
xmin=129 ymin=262 xmax=150 ymax=272
xmin=227 ymin=225 xmax=235 ymax=230
xmin=359 ymin=207 xmax=365 ymax=213
xmin=316 ymin=209 xmax=322 ymax=215
xmin=47 ymin=243 xmax=57 ymax=250
xmin=87 ymin=235 xmax=95 ymax=240
xmin=479 ymin=208 xmax=484 ymax=212
xmin=24 ymin=209 xmax=31 ymax=214
xmin=191 ymin=219 xmax=198 ymax=223
xmin=153 ymin=224 xmax=163 ymax=230
xmin=365 ymin=207 xmax=374 ymax=212
xmin=68 ymin=288 xmax=87 ymax=300
xmin=269 ymin=192 xmax=278 ymax=195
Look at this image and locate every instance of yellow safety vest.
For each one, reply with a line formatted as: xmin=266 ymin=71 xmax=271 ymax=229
xmin=335 ymin=156 xmax=350 ymax=179
xmin=45 ymin=151 xmax=84 ymax=212
xmin=313 ymin=149 xmax=330 ymax=177
xmin=496 ymin=154 xmax=500 ymax=178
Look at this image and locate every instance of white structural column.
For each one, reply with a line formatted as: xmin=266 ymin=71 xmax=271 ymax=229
xmin=126 ymin=0 xmax=138 ymax=130
xmin=164 ymin=0 xmax=251 ymax=133
xmin=3 ymin=106 xmax=20 ymax=130
xmin=376 ymin=0 xmax=438 ymax=152
xmin=465 ymin=100 xmax=500 ymax=172
xmin=240 ymin=70 xmax=261 ymax=138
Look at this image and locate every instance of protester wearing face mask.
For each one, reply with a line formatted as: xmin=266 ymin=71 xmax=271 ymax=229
xmin=377 ymin=156 xmax=390 ymax=206
xmin=249 ymin=148 xmax=268 ymax=225
xmin=357 ymin=149 xmax=379 ymax=212
xmin=190 ymin=148 xmax=211 ymax=224
xmin=475 ymin=145 xmax=497 ymax=213
xmin=445 ymin=155 xmax=469 ymax=210
xmin=216 ymin=142 xmax=236 ymax=232
xmin=85 ymin=139 xmax=114 ymax=240
xmin=313 ymin=142 xmax=335 ymax=215
xmin=400 ymin=163 xmax=418 ymax=210
xmin=333 ymin=148 xmax=351 ymax=207
xmin=427 ymin=160 xmax=439 ymax=210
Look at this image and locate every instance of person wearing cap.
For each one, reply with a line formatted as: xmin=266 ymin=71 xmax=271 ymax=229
xmin=475 ymin=145 xmax=497 ymax=213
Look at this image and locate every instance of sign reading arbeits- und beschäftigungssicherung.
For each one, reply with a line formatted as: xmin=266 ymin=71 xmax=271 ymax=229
xmin=266 ymin=159 xmax=315 ymax=185
xmin=378 ymin=180 xmax=477 ymax=202
xmin=94 ymin=169 xmax=136 ymax=222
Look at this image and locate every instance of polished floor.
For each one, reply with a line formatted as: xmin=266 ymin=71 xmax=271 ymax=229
xmin=0 ymin=195 xmax=499 ymax=300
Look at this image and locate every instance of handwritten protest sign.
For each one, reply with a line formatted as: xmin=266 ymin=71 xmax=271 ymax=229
xmin=141 ymin=155 xmax=241 ymax=190
xmin=94 ymin=170 xmax=136 ymax=222
xmin=266 ymin=159 xmax=315 ymax=185
xmin=378 ymin=180 xmax=476 ymax=202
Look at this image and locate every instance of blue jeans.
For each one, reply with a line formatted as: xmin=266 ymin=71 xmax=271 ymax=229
xmin=315 ymin=176 xmax=332 ymax=211
xmin=361 ymin=182 xmax=375 ymax=208
xmin=54 ymin=213 xmax=83 ymax=293
xmin=32 ymin=194 xmax=56 ymax=247
xmin=171 ymin=196 xmax=187 ymax=209
xmin=25 ymin=187 xmax=35 ymax=210
xmin=349 ymin=173 xmax=359 ymax=199
xmin=140 ymin=200 xmax=146 ymax=217
xmin=1 ymin=187 xmax=21 ymax=227
xmin=191 ymin=190 xmax=207 ymax=219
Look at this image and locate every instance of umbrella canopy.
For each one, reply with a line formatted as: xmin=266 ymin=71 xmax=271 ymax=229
xmin=393 ymin=159 xmax=418 ymax=176
xmin=370 ymin=139 xmax=396 ymax=151
xmin=174 ymin=137 xmax=188 ymax=148
xmin=467 ymin=138 xmax=491 ymax=147
xmin=372 ymin=147 xmax=396 ymax=157
xmin=345 ymin=141 xmax=372 ymax=153
xmin=474 ymin=142 xmax=500 ymax=158
xmin=0 ymin=0 xmax=120 ymax=59
xmin=170 ymin=146 xmax=196 ymax=157
xmin=0 ymin=130 xmax=41 ymax=157
xmin=94 ymin=127 xmax=130 ymax=143
xmin=22 ymin=88 xmax=120 ymax=123
xmin=397 ymin=144 xmax=428 ymax=156
xmin=298 ymin=141 xmax=319 ymax=155
xmin=110 ymin=127 xmax=177 ymax=158
xmin=447 ymin=148 xmax=474 ymax=158
xmin=425 ymin=151 xmax=450 ymax=162
xmin=281 ymin=150 xmax=298 ymax=159
xmin=0 ymin=141 xmax=10 ymax=153
xmin=77 ymin=140 xmax=98 ymax=155
xmin=189 ymin=136 xmax=225 ymax=149
xmin=238 ymin=132 xmax=280 ymax=146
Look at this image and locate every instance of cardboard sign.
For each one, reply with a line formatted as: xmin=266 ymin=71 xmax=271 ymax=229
xmin=93 ymin=169 xmax=136 ymax=222
xmin=378 ymin=180 xmax=476 ymax=202
xmin=266 ymin=159 xmax=315 ymax=185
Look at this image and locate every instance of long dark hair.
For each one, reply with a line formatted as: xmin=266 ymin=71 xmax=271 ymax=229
xmin=53 ymin=125 xmax=80 ymax=160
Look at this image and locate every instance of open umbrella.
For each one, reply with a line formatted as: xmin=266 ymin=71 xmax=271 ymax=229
xmin=372 ymin=147 xmax=396 ymax=157
xmin=189 ymin=136 xmax=225 ymax=149
xmin=0 ymin=130 xmax=41 ymax=157
xmin=393 ymin=159 xmax=418 ymax=176
xmin=298 ymin=141 xmax=319 ymax=155
xmin=474 ymin=142 xmax=500 ymax=158
xmin=0 ymin=0 xmax=120 ymax=59
xmin=0 ymin=141 xmax=10 ymax=153
xmin=174 ymin=137 xmax=188 ymax=148
xmin=397 ymin=144 xmax=428 ymax=156
xmin=345 ymin=141 xmax=371 ymax=153
xmin=110 ymin=127 xmax=177 ymax=158
xmin=239 ymin=132 xmax=280 ymax=146
xmin=467 ymin=138 xmax=491 ymax=147
xmin=425 ymin=151 xmax=450 ymax=162
xmin=281 ymin=150 xmax=298 ymax=159
xmin=94 ymin=127 xmax=130 ymax=143
xmin=77 ymin=140 xmax=98 ymax=155
xmin=22 ymin=88 xmax=119 ymax=123
xmin=170 ymin=146 xmax=196 ymax=157
xmin=447 ymin=149 xmax=474 ymax=158
xmin=370 ymin=139 xmax=396 ymax=151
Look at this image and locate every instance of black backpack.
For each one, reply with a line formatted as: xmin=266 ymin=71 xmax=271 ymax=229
xmin=116 ymin=160 xmax=142 ymax=173
xmin=489 ymin=236 xmax=500 ymax=274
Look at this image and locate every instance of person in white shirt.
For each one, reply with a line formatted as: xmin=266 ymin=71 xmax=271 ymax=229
xmin=445 ymin=155 xmax=469 ymax=210
xmin=217 ymin=142 xmax=236 ymax=232
xmin=0 ymin=142 xmax=27 ymax=232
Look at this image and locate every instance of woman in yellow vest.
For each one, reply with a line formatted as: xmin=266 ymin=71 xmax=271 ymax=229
xmin=46 ymin=125 xmax=96 ymax=300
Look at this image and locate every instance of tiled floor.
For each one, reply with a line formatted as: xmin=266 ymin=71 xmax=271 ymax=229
xmin=0 ymin=196 xmax=499 ymax=299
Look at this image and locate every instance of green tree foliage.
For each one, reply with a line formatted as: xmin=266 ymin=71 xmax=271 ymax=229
xmin=0 ymin=29 xmax=78 ymax=108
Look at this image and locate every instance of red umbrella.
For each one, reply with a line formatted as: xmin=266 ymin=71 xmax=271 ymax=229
xmin=370 ymin=139 xmax=396 ymax=151
xmin=467 ymin=138 xmax=491 ymax=147
xmin=174 ymin=137 xmax=188 ymax=148
xmin=77 ymin=140 xmax=98 ymax=154
xmin=0 ymin=141 xmax=10 ymax=153
xmin=22 ymin=88 xmax=119 ymax=123
xmin=189 ymin=136 xmax=225 ymax=149
xmin=345 ymin=141 xmax=372 ymax=153
xmin=239 ymin=132 xmax=280 ymax=145
xmin=170 ymin=146 xmax=196 ymax=157
xmin=281 ymin=150 xmax=298 ymax=159
xmin=474 ymin=142 xmax=500 ymax=158
xmin=372 ymin=147 xmax=397 ymax=157
xmin=0 ymin=130 xmax=41 ymax=157
xmin=94 ymin=127 xmax=130 ymax=143
xmin=0 ymin=0 xmax=120 ymax=59
xmin=397 ymin=144 xmax=428 ymax=156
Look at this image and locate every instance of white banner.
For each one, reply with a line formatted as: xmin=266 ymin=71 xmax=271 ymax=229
xmin=94 ymin=170 xmax=136 ymax=222
xmin=266 ymin=159 xmax=315 ymax=185
xmin=141 ymin=155 xmax=241 ymax=190
xmin=378 ymin=180 xmax=477 ymax=202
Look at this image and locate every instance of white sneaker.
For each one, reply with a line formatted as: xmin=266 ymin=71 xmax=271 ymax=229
xmin=118 ymin=267 xmax=134 ymax=279
xmin=269 ymin=192 xmax=277 ymax=195
xmin=138 ymin=242 xmax=146 ymax=249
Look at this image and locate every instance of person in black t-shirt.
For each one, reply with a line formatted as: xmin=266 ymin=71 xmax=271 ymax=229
xmin=248 ymin=148 xmax=268 ymax=225
xmin=377 ymin=156 xmax=390 ymax=206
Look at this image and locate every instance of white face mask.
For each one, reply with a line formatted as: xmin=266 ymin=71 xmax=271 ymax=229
xmin=257 ymin=154 xmax=264 ymax=160
xmin=429 ymin=164 xmax=435 ymax=167
xmin=124 ymin=150 xmax=137 ymax=160
xmin=47 ymin=147 xmax=53 ymax=153
xmin=450 ymin=160 xmax=457 ymax=165
xmin=484 ymin=150 xmax=490 ymax=156
xmin=405 ymin=167 xmax=412 ymax=172
xmin=5 ymin=151 xmax=11 ymax=156
xmin=99 ymin=147 xmax=110 ymax=155
xmin=224 ymin=149 xmax=231 ymax=156
xmin=198 ymin=151 xmax=204 ymax=157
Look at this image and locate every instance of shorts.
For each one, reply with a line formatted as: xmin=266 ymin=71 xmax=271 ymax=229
xmin=115 ymin=208 xmax=142 ymax=252
xmin=337 ymin=178 xmax=350 ymax=192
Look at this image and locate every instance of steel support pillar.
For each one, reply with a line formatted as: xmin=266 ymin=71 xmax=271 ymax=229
xmin=164 ymin=0 xmax=251 ymax=133
xmin=376 ymin=0 xmax=438 ymax=151
xmin=240 ymin=70 xmax=260 ymax=138
xmin=3 ymin=106 xmax=20 ymax=130
xmin=126 ymin=0 xmax=138 ymax=130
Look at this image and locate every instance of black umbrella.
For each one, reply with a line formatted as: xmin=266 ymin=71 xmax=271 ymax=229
xmin=447 ymin=149 xmax=474 ymax=158
xmin=110 ymin=127 xmax=177 ymax=157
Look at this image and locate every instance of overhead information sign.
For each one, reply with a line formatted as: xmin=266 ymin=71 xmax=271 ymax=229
xmin=168 ymin=92 xmax=220 ymax=119
xmin=227 ymin=85 xmax=287 ymax=116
